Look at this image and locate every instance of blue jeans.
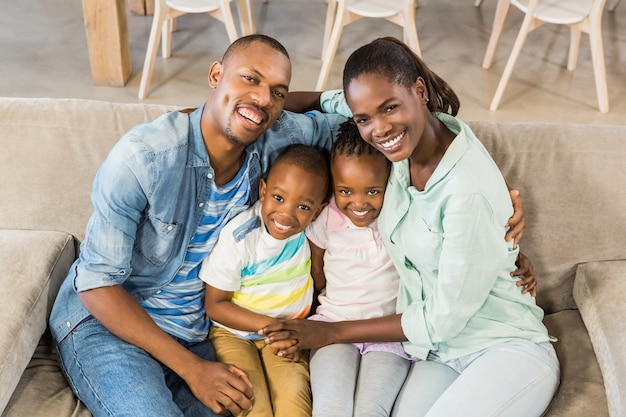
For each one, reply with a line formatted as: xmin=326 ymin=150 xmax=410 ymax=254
xmin=56 ymin=317 xmax=228 ymax=417
xmin=392 ymin=339 xmax=560 ymax=417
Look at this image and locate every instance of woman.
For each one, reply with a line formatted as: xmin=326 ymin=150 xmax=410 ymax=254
xmin=262 ymin=37 xmax=559 ymax=417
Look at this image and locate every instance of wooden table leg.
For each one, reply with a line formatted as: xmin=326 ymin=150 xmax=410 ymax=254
xmin=129 ymin=0 xmax=155 ymax=16
xmin=82 ymin=0 xmax=132 ymax=87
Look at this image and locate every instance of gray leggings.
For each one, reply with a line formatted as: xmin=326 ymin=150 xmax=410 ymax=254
xmin=310 ymin=343 xmax=411 ymax=417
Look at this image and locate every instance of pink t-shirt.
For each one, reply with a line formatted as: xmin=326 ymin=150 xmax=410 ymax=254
xmin=306 ymin=198 xmax=400 ymax=322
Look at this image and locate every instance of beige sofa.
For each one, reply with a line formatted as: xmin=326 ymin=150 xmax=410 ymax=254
xmin=1 ymin=97 xmax=624 ymax=417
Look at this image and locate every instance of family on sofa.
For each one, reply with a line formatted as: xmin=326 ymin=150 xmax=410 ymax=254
xmin=49 ymin=33 xmax=559 ymax=417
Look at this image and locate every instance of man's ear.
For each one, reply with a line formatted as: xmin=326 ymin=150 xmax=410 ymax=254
xmin=258 ymin=178 xmax=267 ymax=203
xmin=208 ymin=61 xmax=223 ymax=88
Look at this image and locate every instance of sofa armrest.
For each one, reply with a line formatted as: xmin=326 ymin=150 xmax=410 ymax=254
xmin=573 ymin=261 xmax=626 ymax=417
xmin=0 ymin=230 xmax=75 ymax=414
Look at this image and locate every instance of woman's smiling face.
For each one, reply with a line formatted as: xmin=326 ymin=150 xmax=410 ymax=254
xmin=346 ymin=73 xmax=427 ymax=163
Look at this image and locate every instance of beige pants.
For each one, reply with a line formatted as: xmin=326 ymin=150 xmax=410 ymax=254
xmin=209 ymin=326 xmax=311 ymax=417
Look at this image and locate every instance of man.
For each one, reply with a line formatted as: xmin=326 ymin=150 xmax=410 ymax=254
xmin=49 ymin=34 xmax=346 ymax=417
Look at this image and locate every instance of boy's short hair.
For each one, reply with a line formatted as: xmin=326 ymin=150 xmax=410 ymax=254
xmin=270 ymin=144 xmax=331 ymax=201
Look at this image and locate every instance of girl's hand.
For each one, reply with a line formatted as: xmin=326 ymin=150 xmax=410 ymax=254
xmin=513 ymin=252 xmax=537 ymax=297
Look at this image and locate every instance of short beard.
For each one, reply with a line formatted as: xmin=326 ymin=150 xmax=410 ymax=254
xmin=224 ymin=121 xmax=249 ymax=148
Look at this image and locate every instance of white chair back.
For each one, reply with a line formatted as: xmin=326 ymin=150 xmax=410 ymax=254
xmin=482 ymin=0 xmax=609 ymax=113
xmin=316 ymin=0 xmax=420 ymax=90
xmin=138 ymin=0 xmax=254 ymax=99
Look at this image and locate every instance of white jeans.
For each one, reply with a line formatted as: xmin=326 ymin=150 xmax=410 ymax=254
xmin=392 ymin=339 xmax=560 ymax=417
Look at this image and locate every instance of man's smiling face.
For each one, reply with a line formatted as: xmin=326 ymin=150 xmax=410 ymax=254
xmin=209 ymin=40 xmax=292 ymax=149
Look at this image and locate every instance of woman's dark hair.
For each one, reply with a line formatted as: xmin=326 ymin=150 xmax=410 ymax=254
xmin=331 ymin=121 xmax=391 ymax=171
xmin=342 ymin=37 xmax=460 ymax=116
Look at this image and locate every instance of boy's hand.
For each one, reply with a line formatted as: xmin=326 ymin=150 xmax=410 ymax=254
xmin=260 ymin=319 xmax=335 ymax=357
xmin=266 ymin=337 xmax=301 ymax=361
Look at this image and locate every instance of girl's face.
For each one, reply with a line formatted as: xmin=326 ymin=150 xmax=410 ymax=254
xmin=331 ymin=152 xmax=389 ymax=227
xmin=346 ymin=72 xmax=428 ymax=163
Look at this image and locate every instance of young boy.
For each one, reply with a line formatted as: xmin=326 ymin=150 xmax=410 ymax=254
xmin=199 ymin=144 xmax=330 ymax=417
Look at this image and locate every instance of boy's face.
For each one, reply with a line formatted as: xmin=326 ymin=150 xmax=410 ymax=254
xmin=259 ymin=162 xmax=327 ymax=240
xmin=331 ymin=153 xmax=389 ymax=227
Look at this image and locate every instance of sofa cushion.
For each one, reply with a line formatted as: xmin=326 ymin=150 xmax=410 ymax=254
xmin=542 ymin=310 xmax=609 ymax=416
xmin=573 ymin=261 xmax=626 ymax=417
xmin=0 ymin=230 xmax=75 ymax=414
xmin=1 ymin=336 xmax=91 ymax=417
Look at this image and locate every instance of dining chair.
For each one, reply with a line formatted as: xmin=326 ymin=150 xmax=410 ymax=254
xmin=607 ymin=0 xmax=621 ymax=11
xmin=237 ymin=0 xmax=257 ymax=35
xmin=138 ymin=0 xmax=253 ymax=99
xmin=417 ymin=0 xmax=480 ymax=8
xmin=482 ymin=0 xmax=609 ymax=113
xmin=316 ymin=0 xmax=420 ymax=90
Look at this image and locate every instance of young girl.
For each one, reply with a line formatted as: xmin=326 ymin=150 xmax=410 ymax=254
xmin=263 ymin=37 xmax=559 ymax=417
xmin=305 ymin=121 xmax=412 ymax=417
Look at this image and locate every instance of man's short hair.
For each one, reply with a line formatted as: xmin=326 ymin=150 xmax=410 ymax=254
xmin=222 ymin=34 xmax=289 ymax=63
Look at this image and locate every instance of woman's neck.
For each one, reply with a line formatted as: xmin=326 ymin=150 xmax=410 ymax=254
xmin=408 ymin=116 xmax=455 ymax=191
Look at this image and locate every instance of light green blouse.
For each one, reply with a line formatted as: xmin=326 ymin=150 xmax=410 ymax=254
xmin=379 ymin=113 xmax=552 ymax=361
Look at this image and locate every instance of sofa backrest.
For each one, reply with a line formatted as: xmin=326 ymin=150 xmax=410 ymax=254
xmin=0 ymin=97 xmax=175 ymax=242
xmin=469 ymin=121 xmax=626 ymax=313
xmin=1 ymin=97 xmax=625 ymax=313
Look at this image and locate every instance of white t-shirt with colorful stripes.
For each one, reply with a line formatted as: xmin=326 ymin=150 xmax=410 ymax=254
xmin=199 ymin=201 xmax=314 ymax=340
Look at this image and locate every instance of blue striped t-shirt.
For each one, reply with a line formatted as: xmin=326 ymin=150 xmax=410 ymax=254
xmin=142 ymin=157 xmax=250 ymax=342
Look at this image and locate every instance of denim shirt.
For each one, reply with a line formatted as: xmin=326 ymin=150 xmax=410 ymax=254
xmin=50 ymin=104 xmax=347 ymax=343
